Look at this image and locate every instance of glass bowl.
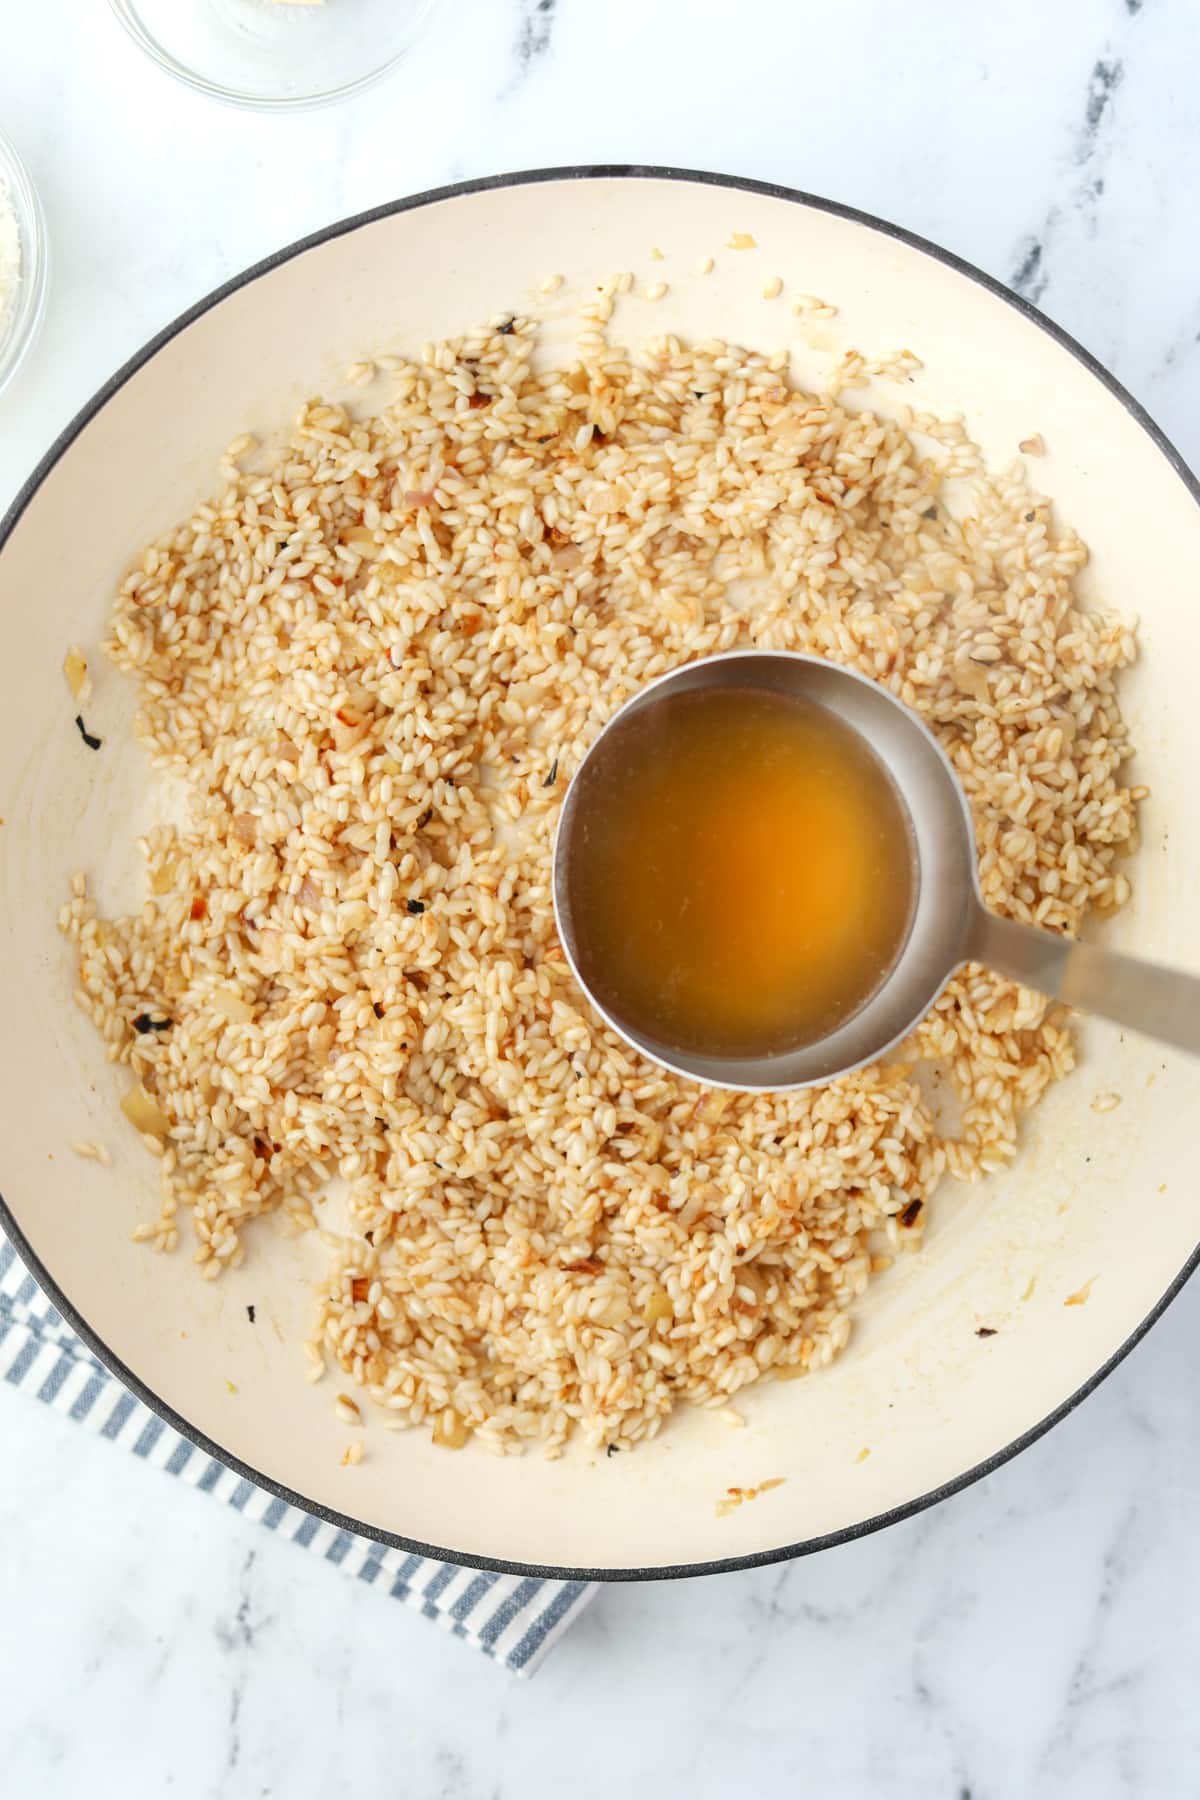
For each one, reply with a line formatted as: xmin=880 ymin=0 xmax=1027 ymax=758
xmin=108 ymin=0 xmax=441 ymax=112
xmin=0 ymin=128 xmax=48 ymax=402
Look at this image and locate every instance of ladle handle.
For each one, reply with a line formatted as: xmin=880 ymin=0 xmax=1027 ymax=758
xmin=968 ymin=905 xmax=1200 ymax=1060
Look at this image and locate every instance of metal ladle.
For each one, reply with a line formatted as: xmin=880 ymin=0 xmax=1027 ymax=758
xmin=552 ymin=650 xmax=1200 ymax=1092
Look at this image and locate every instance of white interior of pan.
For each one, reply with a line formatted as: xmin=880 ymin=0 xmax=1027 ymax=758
xmin=2 ymin=174 xmax=1197 ymax=1574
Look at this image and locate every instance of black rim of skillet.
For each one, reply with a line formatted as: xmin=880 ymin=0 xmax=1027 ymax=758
xmin=3 ymin=165 xmax=1199 ymax=1585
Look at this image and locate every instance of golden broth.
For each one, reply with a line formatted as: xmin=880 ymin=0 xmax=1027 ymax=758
xmin=563 ymin=685 xmax=916 ymax=1060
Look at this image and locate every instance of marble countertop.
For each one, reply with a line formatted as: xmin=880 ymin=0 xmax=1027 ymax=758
xmin=3 ymin=1 xmax=1200 ymax=1794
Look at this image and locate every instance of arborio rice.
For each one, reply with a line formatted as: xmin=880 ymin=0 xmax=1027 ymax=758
xmin=60 ymin=311 xmax=1140 ymax=1457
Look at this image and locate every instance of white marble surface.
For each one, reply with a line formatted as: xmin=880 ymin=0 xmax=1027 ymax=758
xmin=3 ymin=0 xmax=1200 ymax=1793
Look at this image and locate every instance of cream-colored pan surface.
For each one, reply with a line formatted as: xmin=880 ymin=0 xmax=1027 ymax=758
xmin=2 ymin=171 xmax=1195 ymax=1575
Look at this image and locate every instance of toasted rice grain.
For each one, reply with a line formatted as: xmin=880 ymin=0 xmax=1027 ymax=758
xmin=60 ymin=312 xmax=1139 ymax=1457
xmin=793 ymin=295 xmax=839 ymax=320
xmin=71 ymin=1139 xmax=111 ymax=1166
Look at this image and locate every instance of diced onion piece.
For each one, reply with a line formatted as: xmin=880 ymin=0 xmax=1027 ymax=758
xmin=210 ymin=989 xmax=254 ymax=1024
xmin=431 ymin=1407 xmax=470 ymax=1449
xmin=332 ymin=715 xmax=369 ymax=752
xmin=121 ymin=1085 xmax=169 ymax=1137
xmin=643 ymin=1287 xmax=674 ymax=1324
xmin=952 ymin=655 xmax=991 ymax=702
xmin=63 ymin=646 xmax=90 ymax=701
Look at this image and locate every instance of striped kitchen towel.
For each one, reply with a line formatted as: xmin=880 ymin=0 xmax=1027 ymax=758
xmin=0 ymin=1229 xmax=596 ymax=1674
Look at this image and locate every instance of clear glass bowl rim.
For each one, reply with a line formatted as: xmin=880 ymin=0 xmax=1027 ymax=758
xmin=0 ymin=126 xmax=49 ymax=401
xmin=106 ymin=0 xmax=442 ymax=112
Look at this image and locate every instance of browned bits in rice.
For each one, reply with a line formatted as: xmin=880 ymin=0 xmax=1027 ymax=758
xmin=715 ymin=1474 xmax=785 ymax=1517
xmin=59 ymin=312 xmax=1139 ymax=1459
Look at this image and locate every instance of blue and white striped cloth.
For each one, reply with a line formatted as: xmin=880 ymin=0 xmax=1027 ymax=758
xmin=0 ymin=1230 xmax=596 ymax=1674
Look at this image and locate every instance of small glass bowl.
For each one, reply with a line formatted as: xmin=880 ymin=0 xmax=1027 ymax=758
xmin=108 ymin=0 xmax=441 ymax=112
xmin=0 ymin=128 xmax=49 ymax=402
